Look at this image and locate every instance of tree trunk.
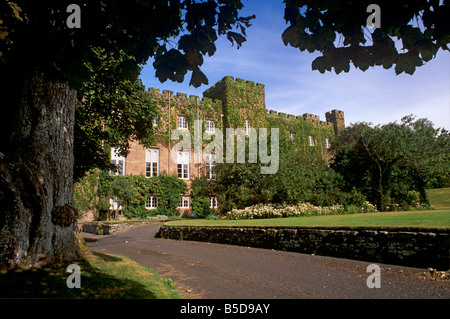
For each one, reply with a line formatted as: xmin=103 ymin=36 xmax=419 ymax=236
xmin=0 ymin=71 xmax=80 ymax=269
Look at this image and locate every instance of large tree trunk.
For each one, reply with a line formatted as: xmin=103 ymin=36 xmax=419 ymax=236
xmin=0 ymin=71 xmax=80 ymax=269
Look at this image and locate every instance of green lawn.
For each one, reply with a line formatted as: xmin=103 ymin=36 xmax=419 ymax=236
xmin=0 ymin=235 xmax=181 ymax=299
xmin=165 ymin=188 xmax=450 ymax=230
xmin=165 ymin=210 xmax=450 ymax=229
xmin=427 ymin=187 xmax=450 ymax=209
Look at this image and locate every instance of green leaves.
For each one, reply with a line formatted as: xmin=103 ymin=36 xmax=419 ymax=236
xmin=75 ymin=47 xmax=158 ymax=181
xmin=282 ymin=0 xmax=450 ymax=75
xmin=150 ymin=0 xmax=254 ymax=88
xmin=332 ymin=116 xmax=450 ymax=210
xmin=74 ymin=172 xmax=188 ymax=219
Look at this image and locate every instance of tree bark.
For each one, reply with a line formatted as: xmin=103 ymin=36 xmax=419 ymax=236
xmin=0 ymin=71 xmax=80 ymax=269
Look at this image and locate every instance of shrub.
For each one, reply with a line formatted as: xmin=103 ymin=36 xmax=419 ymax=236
xmin=225 ymin=200 xmax=377 ymax=220
xmin=74 ymin=171 xmax=188 ymax=220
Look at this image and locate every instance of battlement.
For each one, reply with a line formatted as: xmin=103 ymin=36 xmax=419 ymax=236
xmin=148 ymin=87 xmax=222 ymax=108
xmin=147 ymin=76 xmax=344 ymax=135
xmin=233 ymin=76 xmax=265 ymax=89
xmin=325 ymin=109 xmax=345 ymax=134
xmin=267 ymin=109 xmax=337 ymax=127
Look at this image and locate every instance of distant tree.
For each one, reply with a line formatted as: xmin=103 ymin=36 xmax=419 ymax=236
xmin=282 ymin=0 xmax=449 ymax=74
xmin=0 ymin=0 xmax=253 ymax=269
xmin=331 ymin=116 xmax=450 ymax=211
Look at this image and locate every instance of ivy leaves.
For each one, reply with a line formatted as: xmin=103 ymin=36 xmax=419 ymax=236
xmin=282 ymin=0 xmax=449 ymax=75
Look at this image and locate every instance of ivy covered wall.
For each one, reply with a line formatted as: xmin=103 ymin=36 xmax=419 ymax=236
xmin=147 ymin=75 xmax=342 ymax=161
xmin=203 ymin=75 xmax=267 ymax=129
xmin=147 ymin=88 xmax=224 ymax=149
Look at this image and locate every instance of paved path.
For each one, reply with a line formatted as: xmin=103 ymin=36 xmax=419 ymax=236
xmin=83 ymin=223 xmax=449 ymax=299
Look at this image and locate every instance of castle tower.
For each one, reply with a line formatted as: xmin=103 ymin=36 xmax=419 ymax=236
xmin=325 ymin=109 xmax=345 ymax=135
xmin=203 ymin=76 xmax=267 ymax=129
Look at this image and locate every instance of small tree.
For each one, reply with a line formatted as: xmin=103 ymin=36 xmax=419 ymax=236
xmin=190 ymin=177 xmax=213 ymax=218
xmin=332 ymin=115 xmax=450 ymax=211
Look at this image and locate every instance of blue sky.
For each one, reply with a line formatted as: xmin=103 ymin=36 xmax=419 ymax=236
xmin=139 ymin=1 xmax=450 ymax=130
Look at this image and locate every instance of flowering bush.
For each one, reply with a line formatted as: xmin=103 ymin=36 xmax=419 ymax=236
xmin=225 ymin=201 xmax=377 ymax=220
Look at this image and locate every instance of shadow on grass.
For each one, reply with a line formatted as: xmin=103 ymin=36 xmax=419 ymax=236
xmin=0 ymin=254 xmax=159 ymax=299
xmin=91 ymin=251 xmax=122 ymax=262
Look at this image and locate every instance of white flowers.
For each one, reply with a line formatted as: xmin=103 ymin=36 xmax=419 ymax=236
xmin=226 ymin=201 xmax=377 ymax=220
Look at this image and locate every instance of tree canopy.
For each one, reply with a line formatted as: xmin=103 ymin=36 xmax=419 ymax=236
xmin=0 ymin=0 xmax=254 ymax=152
xmin=282 ymin=0 xmax=449 ymax=74
xmin=331 ymin=116 xmax=450 ymax=211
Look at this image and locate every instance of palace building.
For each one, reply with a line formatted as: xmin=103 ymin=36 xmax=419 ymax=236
xmin=109 ymin=75 xmax=344 ymax=216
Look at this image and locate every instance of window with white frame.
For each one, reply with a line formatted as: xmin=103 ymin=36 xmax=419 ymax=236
xmin=325 ymin=138 xmax=331 ymax=149
xmin=179 ymin=195 xmax=190 ymax=208
xmin=308 ymin=135 xmax=315 ymax=146
xmin=145 ymin=149 xmax=159 ymax=177
xmin=210 ymin=197 xmax=218 ymax=209
xmin=177 ymin=116 xmax=188 ymax=129
xmin=109 ymin=197 xmax=123 ymax=210
xmin=177 ymin=151 xmax=189 ymax=179
xmin=145 ymin=195 xmax=158 ymax=209
xmin=244 ymin=120 xmax=250 ymax=135
xmin=205 ymin=120 xmax=215 ymax=133
xmin=110 ymin=147 xmax=125 ymax=176
xmin=205 ymin=153 xmax=216 ymax=180
xmin=289 ymin=133 xmax=295 ymax=141
xmin=153 ymin=116 xmax=158 ymax=126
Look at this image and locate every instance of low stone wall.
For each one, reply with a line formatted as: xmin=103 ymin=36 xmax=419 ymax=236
xmin=79 ymin=221 xmax=158 ymax=235
xmin=156 ymin=226 xmax=450 ymax=270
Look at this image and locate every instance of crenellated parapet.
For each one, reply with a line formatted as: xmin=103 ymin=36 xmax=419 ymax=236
xmin=266 ymin=108 xmax=336 ymax=129
xmin=325 ymin=109 xmax=345 ymax=135
xmin=146 ymin=76 xmax=344 ymax=153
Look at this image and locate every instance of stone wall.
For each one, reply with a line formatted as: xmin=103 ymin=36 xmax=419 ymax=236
xmin=80 ymin=221 xmax=160 ymax=235
xmin=156 ymin=226 xmax=450 ymax=270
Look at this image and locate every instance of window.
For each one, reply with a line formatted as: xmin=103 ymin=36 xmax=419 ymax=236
xmin=146 ymin=149 xmax=159 ymax=177
xmin=325 ymin=138 xmax=331 ymax=149
xmin=205 ymin=153 xmax=216 ymax=180
xmin=205 ymin=120 xmax=215 ymax=133
xmin=210 ymin=197 xmax=218 ymax=209
xmin=109 ymin=197 xmax=122 ymax=210
xmin=244 ymin=120 xmax=250 ymax=135
xmin=308 ymin=135 xmax=314 ymax=146
xmin=145 ymin=195 xmax=158 ymax=209
xmin=110 ymin=147 xmax=125 ymax=176
xmin=289 ymin=133 xmax=295 ymax=141
xmin=153 ymin=116 xmax=158 ymax=126
xmin=177 ymin=116 xmax=188 ymax=129
xmin=177 ymin=151 xmax=189 ymax=179
xmin=179 ymin=195 xmax=190 ymax=208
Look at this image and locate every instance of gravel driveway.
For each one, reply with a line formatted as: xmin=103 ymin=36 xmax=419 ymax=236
xmin=83 ymin=223 xmax=449 ymax=299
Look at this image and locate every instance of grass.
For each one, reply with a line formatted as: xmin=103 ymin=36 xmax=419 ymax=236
xmin=2 ymin=188 xmax=448 ymax=298
xmin=165 ymin=210 xmax=450 ymax=230
xmin=0 ymin=236 xmax=181 ymax=299
xmin=165 ymin=188 xmax=450 ymax=230
xmin=426 ymin=187 xmax=450 ymax=209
